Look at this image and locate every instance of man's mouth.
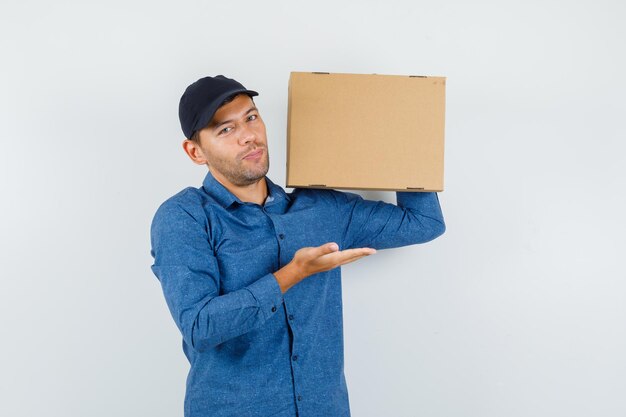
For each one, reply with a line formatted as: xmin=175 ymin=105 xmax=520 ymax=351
xmin=243 ymin=149 xmax=263 ymax=160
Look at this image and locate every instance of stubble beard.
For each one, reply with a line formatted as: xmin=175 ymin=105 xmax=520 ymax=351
xmin=209 ymin=151 xmax=270 ymax=187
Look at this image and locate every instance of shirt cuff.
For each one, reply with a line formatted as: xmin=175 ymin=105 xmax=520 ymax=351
xmin=245 ymin=273 xmax=285 ymax=321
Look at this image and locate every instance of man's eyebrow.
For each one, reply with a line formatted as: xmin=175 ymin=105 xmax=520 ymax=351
xmin=211 ymin=106 xmax=258 ymax=130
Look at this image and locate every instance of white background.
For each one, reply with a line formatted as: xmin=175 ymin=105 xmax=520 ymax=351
xmin=1 ymin=1 xmax=625 ymax=416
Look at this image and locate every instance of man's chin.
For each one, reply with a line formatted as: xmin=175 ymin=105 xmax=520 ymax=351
xmin=237 ymin=168 xmax=269 ymax=185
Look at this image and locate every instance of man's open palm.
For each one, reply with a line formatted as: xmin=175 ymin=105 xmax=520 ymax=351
xmin=293 ymin=242 xmax=376 ymax=277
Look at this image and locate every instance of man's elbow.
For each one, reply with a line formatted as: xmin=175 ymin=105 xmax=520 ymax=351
xmin=187 ymin=317 xmax=222 ymax=353
xmin=434 ymin=220 xmax=446 ymax=237
xmin=191 ymin=336 xmax=220 ymax=353
xmin=419 ymin=219 xmax=446 ymax=244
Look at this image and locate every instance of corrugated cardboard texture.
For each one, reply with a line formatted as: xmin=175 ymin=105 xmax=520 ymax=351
xmin=286 ymin=72 xmax=445 ymax=191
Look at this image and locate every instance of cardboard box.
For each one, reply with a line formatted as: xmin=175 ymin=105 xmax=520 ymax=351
xmin=286 ymin=71 xmax=446 ymax=191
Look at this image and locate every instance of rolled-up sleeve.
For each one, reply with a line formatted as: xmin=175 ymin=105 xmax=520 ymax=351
xmin=150 ymin=201 xmax=284 ymax=353
xmin=329 ymin=190 xmax=446 ymax=250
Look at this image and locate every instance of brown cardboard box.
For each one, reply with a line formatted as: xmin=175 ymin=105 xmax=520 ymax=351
xmin=286 ymin=71 xmax=446 ymax=191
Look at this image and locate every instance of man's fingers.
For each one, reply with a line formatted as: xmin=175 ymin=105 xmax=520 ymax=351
xmin=320 ymin=247 xmax=376 ymax=266
xmin=337 ymin=254 xmax=370 ymax=266
xmin=344 ymin=247 xmax=376 ymax=256
xmin=314 ymin=243 xmax=374 ymax=258
xmin=329 ymin=247 xmax=376 ymax=259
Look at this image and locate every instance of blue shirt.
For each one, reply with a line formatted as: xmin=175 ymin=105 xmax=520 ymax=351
xmin=149 ymin=170 xmax=446 ymax=417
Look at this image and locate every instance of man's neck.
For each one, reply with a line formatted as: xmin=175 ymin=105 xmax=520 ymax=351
xmin=212 ymin=171 xmax=269 ymax=206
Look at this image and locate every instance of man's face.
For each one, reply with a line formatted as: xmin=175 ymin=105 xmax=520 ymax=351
xmin=196 ymin=94 xmax=269 ymax=186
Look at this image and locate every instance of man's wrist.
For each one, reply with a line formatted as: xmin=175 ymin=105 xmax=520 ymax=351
xmin=273 ymin=262 xmax=304 ymax=294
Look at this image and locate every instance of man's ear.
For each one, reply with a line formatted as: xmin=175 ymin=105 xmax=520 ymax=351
xmin=182 ymin=139 xmax=208 ymax=165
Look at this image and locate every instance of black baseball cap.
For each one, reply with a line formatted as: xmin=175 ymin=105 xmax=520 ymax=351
xmin=178 ymin=75 xmax=258 ymax=139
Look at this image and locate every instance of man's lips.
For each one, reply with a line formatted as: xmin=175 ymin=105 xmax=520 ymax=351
xmin=243 ymin=149 xmax=263 ymax=160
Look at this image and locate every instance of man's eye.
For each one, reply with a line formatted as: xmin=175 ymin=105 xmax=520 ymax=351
xmin=248 ymin=114 xmax=257 ymax=121
xmin=220 ymin=127 xmax=233 ymax=135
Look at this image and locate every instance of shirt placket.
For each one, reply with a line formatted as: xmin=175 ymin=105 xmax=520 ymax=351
xmin=261 ymin=205 xmax=304 ymax=416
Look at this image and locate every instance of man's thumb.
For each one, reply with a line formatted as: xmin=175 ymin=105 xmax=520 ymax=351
xmin=322 ymin=242 xmax=339 ymax=253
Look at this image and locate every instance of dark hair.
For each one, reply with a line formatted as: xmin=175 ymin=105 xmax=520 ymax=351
xmin=189 ymin=93 xmax=254 ymax=144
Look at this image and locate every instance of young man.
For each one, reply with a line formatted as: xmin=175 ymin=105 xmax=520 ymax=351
xmin=150 ymin=75 xmax=446 ymax=417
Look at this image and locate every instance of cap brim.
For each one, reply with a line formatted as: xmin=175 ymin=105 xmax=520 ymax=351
xmin=192 ymin=89 xmax=259 ymax=138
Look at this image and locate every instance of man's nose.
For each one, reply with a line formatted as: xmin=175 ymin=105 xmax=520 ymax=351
xmin=238 ymin=123 xmax=256 ymax=146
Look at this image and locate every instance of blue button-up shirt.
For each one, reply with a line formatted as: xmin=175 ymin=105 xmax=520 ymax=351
xmin=150 ymin=170 xmax=445 ymax=417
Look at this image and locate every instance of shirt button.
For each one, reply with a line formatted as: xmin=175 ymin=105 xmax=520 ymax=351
xmin=271 ymin=306 xmax=277 ymax=312
xmin=278 ymin=233 xmax=285 ymax=240
xmin=292 ymin=355 xmax=298 ymax=361
xmin=297 ymin=395 xmax=302 ymax=401
xmin=288 ymin=314 xmax=294 ymax=320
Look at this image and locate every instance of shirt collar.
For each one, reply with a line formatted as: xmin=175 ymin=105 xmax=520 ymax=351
xmin=201 ymin=170 xmax=290 ymax=209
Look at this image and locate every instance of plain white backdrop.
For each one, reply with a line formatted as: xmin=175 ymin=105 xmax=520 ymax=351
xmin=1 ymin=0 xmax=625 ymax=416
